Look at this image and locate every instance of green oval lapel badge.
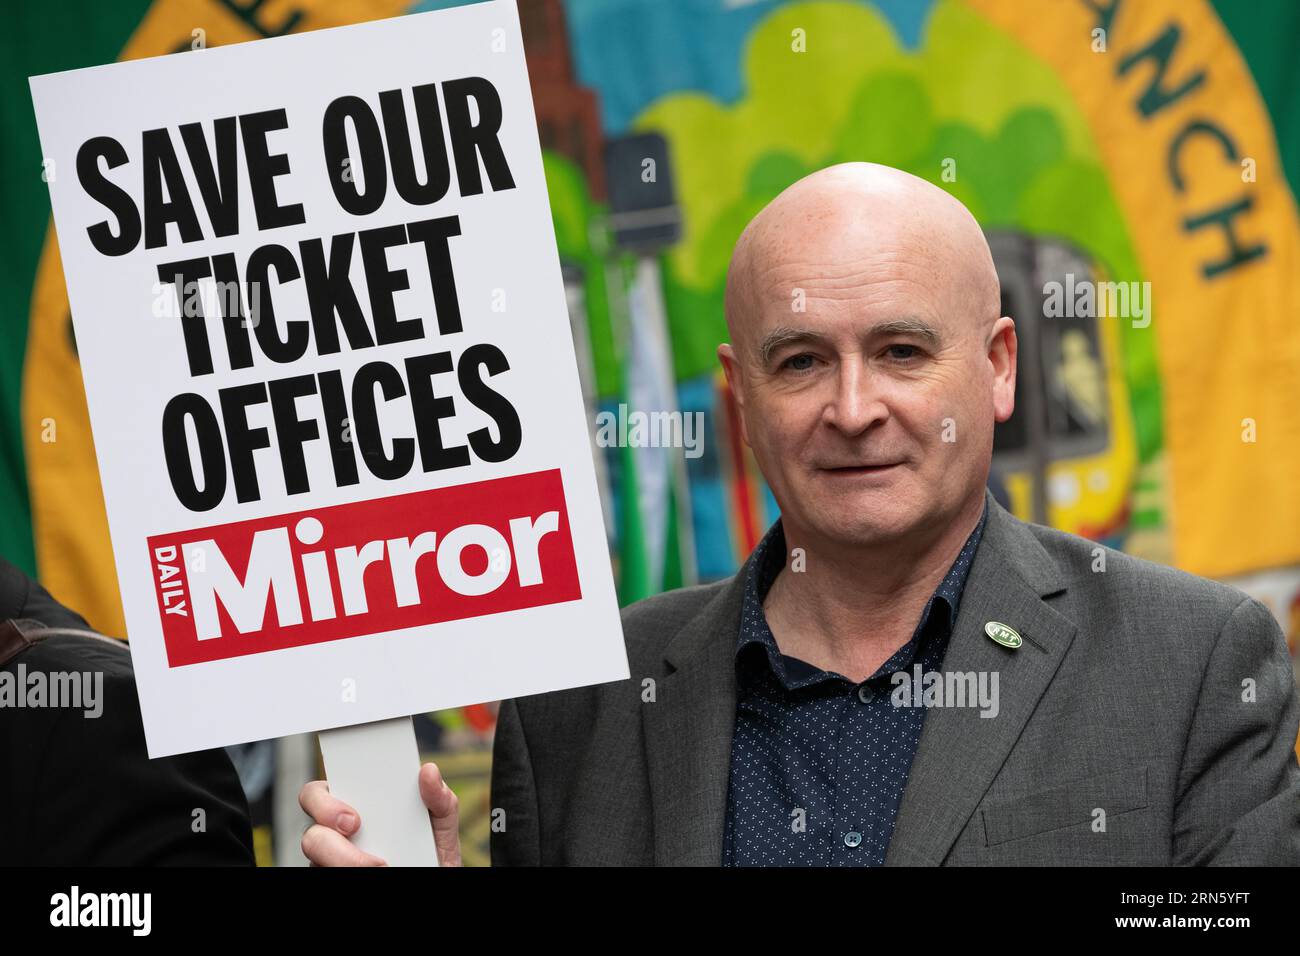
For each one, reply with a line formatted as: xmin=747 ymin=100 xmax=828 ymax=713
xmin=984 ymin=621 xmax=1023 ymax=649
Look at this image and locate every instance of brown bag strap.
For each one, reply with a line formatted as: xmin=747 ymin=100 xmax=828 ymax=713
xmin=0 ymin=618 xmax=125 ymax=667
xmin=0 ymin=619 xmax=47 ymax=667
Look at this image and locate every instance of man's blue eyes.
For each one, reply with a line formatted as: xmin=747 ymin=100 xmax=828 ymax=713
xmin=780 ymin=345 xmax=919 ymax=372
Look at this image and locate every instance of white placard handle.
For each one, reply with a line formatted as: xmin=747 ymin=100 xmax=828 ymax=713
xmin=318 ymin=716 xmax=439 ymax=866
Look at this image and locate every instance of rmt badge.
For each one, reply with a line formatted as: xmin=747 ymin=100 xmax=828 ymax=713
xmin=984 ymin=621 xmax=1023 ymax=649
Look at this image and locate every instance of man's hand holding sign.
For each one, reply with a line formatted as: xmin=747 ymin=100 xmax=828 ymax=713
xmin=300 ymin=760 xmax=463 ymax=867
xmin=30 ymin=0 xmax=628 ymax=866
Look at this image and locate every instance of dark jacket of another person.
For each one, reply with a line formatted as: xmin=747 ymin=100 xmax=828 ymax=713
xmin=0 ymin=556 xmax=255 ymax=865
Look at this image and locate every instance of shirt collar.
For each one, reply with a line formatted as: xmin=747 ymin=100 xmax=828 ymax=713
xmin=736 ymin=497 xmax=989 ymax=685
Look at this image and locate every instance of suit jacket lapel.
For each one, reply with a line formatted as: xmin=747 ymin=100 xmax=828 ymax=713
xmin=885 ymin=491 xmax=1078 ymax=865
xmin=641 ymin=559 xmax=750 ymax=865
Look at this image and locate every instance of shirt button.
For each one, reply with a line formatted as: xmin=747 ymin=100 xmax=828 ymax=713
xmin=844 ymin=831 xmax=863 ymax=848
xmin=857 ymin=685 xmax=874 ymax=704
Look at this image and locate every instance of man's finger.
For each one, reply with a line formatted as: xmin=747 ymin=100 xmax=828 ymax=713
xmin=419 ymin=762 xmax=462 ymax=866
xmin=301 ymin=823 xmax=387 ymax=867
xmin=299 ymin=778 xmax=360 ymax=835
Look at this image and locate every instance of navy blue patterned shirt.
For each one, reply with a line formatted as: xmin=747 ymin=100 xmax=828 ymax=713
xmin=723 ymin=500 xmax=988 ymax=866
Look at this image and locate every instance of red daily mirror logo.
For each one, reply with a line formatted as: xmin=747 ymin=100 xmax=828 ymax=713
xmin=147 ymin=469 xmax=582 ymax=666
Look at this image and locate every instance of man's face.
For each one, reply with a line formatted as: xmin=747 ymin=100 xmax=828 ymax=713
xmin=720 ymin=233 xmax=1015 ymax=549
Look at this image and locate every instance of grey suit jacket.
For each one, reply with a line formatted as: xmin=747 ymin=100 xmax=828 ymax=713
xmin=490 ymin=489 xmax=1300 ymax=865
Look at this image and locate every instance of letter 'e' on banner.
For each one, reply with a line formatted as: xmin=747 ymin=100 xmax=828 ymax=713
xmin=27 ymin=0 xmax=630 ymax=768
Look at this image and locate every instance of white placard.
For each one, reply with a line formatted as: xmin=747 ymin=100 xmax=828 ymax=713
xmin=29 ymin=0 xmax=628 ymax=758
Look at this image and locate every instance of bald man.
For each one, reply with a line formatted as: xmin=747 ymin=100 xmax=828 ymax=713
xmin=300 ymin=162 xmax=1300 ymax=866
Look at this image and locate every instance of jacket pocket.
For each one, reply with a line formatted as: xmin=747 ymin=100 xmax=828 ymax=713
xmin=981 ymin=767 xmax=1148 ymax=847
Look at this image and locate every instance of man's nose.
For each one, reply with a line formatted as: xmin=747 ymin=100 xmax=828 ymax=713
xmin=821 ymin=357 xmax=887 ymax=435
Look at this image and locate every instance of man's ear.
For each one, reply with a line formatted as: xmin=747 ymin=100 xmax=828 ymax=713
xmin=717 ymin=342 xmax=752 ymax=447
xmin=988 ymin=316 xmax=1017 ymax=424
